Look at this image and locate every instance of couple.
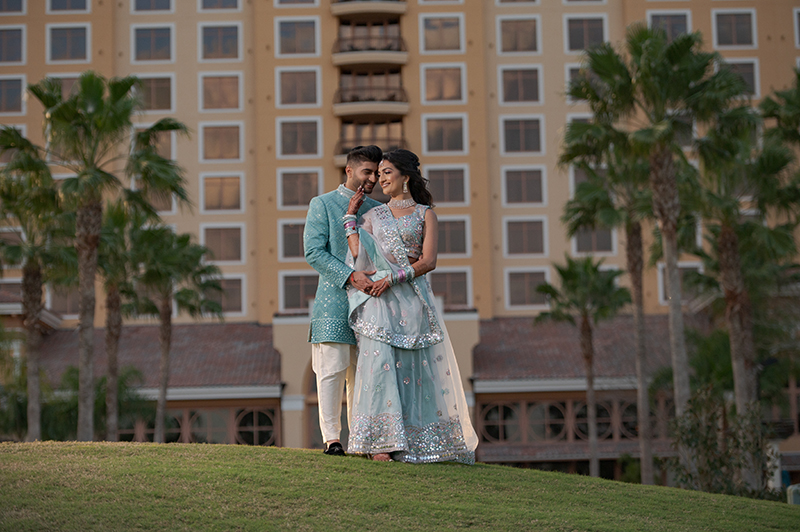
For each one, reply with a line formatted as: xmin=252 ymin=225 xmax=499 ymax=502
xmin=303 ymin=145 xmax=477 ymax=464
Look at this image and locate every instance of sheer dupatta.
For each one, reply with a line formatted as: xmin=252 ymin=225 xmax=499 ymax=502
xmin=346 ymin=204 xmax=478 ymax=461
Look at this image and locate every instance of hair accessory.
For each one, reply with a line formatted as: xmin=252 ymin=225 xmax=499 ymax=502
xmin=387 ymin=197 xmax=416 ymax=209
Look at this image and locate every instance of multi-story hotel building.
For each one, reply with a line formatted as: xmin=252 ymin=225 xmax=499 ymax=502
xmin=2 ymin=0 xmax=799 ymax=477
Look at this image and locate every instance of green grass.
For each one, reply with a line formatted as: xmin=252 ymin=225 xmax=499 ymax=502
xmin=0 ymin=442 xmax=797 ymax=531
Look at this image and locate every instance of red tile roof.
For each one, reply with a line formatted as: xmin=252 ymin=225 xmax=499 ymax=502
xmin=39 ymin=323 xmax=280 ymax=388
xmin=473 ymin=315 xmax=677 ymax=381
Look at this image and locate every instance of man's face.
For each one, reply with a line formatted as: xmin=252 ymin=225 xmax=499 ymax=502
xmin=347 ymin=160 xmax=378 ymax=194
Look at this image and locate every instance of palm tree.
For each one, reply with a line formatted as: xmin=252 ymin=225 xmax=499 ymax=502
xmin=569 ymin=25 xmax=744 ymax=415
xmin=130 ymin=226 xmax=222 ymax=443
xmin=560 ymin=119 xmax=656 ymax=484
xmin=536 ymin=256 xmax=631 ymax=477
xmin=0 ymin=128 xmax=75 ymax=442
xmin=761 ymin=68 xmax=800 ymax=148
xmin=98 ymin=200 xmax=154 ymax=442
xmin=24 ymin=72 xmax=189 ymax=441
xmin=693 ymin=105 xmax=796 ymax=415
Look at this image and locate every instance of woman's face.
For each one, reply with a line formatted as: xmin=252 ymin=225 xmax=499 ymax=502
xmin=378 ymin=160 xmax=408 ymax=198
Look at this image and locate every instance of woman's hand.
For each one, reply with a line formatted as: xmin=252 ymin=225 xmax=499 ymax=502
xmin=347 ymin=186 xmax=365 ymax=216
xmin=368 ymin=276 xmax=391 ymax=297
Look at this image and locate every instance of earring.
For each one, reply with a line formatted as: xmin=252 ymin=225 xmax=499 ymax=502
xmin=403 ymin=181 xmax=408 ymax=194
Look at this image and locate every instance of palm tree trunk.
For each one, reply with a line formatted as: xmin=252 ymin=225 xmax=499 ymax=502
xmin=626 ymin=221 xmax=653 ymax=484
xmin=76 ymin=199 xmax=102 ymax=441
xmin=154 ymin=295 xmax=172 ymax=444
xmin=649 ymin=146 xmax=690 ymax=416
xmin=581 ymin=314 xmax=599 ymax=477
xmin=22 ymin=261 xmax=43 ymax=442
xmin=717 ymin=224 xmax=759 ymax=489
xmin=717 ymin=225 xmax=758 ymax=411
xmin=104 ymin=284 xmax=121 ymax=442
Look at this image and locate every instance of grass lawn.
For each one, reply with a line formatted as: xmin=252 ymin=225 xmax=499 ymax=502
xmin=0 ymin=442 xmax=798 ymax=531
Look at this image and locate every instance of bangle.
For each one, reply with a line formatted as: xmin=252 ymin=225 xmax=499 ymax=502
xmin=345 ymin=226 xmax=358 ymax=237
xmin=343 ymin=214 xmax=357 ymax=221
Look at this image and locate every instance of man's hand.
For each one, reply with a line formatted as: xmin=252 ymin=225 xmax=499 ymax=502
xmin=349 ymin=270 xmax=376 ymax=293
xmin=347 ymin=186 xmax=365 ymax=216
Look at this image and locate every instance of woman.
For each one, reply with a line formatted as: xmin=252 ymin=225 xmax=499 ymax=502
xmin=343 ymin=149 xmax=478 ymax=464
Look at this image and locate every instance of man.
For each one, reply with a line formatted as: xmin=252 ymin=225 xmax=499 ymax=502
xmin=303 ymin=145 xmax=382 ymax=456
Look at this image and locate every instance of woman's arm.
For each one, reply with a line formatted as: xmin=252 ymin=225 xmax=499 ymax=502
xmin=345 ymin=187 xmax=366 ymax=259
xmin=368 ymin=208 xmax=438 ymax=298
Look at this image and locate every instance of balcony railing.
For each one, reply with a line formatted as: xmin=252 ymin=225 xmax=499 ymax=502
xmin=332 ymin=36 xmax=407 ymax=54
xmin=335 ymin=137 xmax=408 ymax=155
xmin=334 ymin=87 xmax=408 ymax=104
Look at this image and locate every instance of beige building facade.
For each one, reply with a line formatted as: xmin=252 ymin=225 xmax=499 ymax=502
xmin=1 ymin=0 xmax=800 ymax=469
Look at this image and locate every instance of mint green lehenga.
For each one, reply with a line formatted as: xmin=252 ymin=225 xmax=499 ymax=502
xmin=345 ymin=204 xmax=478 ymax=464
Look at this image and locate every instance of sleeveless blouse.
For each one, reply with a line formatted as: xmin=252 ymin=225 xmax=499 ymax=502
xmin=396 ymin=204 xmax=429 ymax=259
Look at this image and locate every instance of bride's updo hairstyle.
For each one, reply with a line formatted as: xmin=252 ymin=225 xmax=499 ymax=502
xmin=382 ymin=149 xmax=434 ymax=207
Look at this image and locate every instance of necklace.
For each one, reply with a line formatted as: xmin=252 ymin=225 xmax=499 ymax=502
xmin=388 ymin=197 xmax=416 ymax=209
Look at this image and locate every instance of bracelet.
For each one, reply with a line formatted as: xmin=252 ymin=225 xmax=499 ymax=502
xmin=342 ymin=213 xmax=357 ymax=221
xmin=345 ymin=226 xmax=358 ymax=237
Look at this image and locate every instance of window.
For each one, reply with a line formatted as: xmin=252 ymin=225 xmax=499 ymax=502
xmin=714 ymin=10 xmax=756 ymax=48
xmin=277 ymin=68 xmax=319 ymax=107
xmin=48 ymin=25 xmax=89 ymax=63
xmin=421 ymin=64 xmax=464 ymax=104
xmin=145 ymin=189 xmax=173 ymax=213
xmin=497 ymin=0 xmax=537 ymax=3
xmin=498 ymin=17 xmax=539 ymax=54
xmin=202 ymin=225 xmax=243 ymax=263
xmin=425 ymin=165 xmax=466 ymax=205
xmin=278 ymin=168 xmax=320 ymax=209
xmin=201 ymin=173 xmax=242 ymax=213
xmin=500 ymin=66 xmax=540 ymax=104
xmin=0 ymin=76 xmax=23 ymax=114
xmin=139 ymin=76 xmax=172 ymax=112
xmin=279 ymin=220 xmax=305 ymax=261
xmin=503 ymin=166 xmax=545 ymax=205
xmin=277 ymin=0 xmax=315 ymax=4
xmin=0 ymin=279 xmax=21 ymax=298
xmin=339 ymin=119 xmax=403 ymax=154
xmin=207 ymin=277 xmax=244 ymax=315
xmin=200 ymin=0 xmax=238 ymax=9
xmin=278 ymin=118 xmax=320 ymax=158
xmin=501 ymin=116 xmax=542 ymax=154
xmin=420 ymin=14 xmax=463 ymax=53
xmin=200 ymin=23 xmax=240 ymax=61
xmin=504 ymin=217 xmax=546 ymax=256
xmin=201 ymin=123 xmax=242 ymax=162
xmin=53 ymin=75 xmax=78 ymax=99
xmin=796 ymin=8 xmax=800 ymax=48
xmin=574 ymin=227 xmax=614 ymax=254
xmin=132 ymin=25 xmax=172 ymax=62
xmin=423 ymin=114 xmax=466 ymax=154
xmin=649 ymin=11 xmax=690 ymax=42
xmin=657 ymin=262 xmax=703 ymax=306
xmin=565 ymin=16 xmax=605 ymax=52
xmin=276 ymin=18 xmax=318 ymax=57
xmin=0 ymin=1 xmax=24 ymax=14
xmin=49 ymin=0 xmax=87 ymax=12
xmin=49 ymin=285 xmax=79 ymax=317
xmin=725 ymin=60 xmax=759 ymax=97
xmin=337 ymin=19 xmax=401 ymax=53
xmin=200 ymin=73 xmax=241 ymax=111
xmin=437 ymin=217 xmax=469 ymax=256
xmin=136 ymin=126 xmax=173 ymax=160
xmin=134 ymin=0 xmax=170 ymax=11
xmin=429 ymin=269 xmax=470 ymax=310
xmin=0 ymin=26 xmax=23 ymax=63
xmin=280 ymin=272 xmax=318 ymax=313
xmin=506 ymin=269 xmax=548 ymax=308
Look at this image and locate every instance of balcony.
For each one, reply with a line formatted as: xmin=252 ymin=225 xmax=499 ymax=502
xmin=332 ymin=36 xmax=408 ymax=67
xmin=333 ymin=87 xmax=409 ymax=117
xmin=333 ymin=136 xmax=409 ymax=167
xmin=331 ymin=0 xmax=407 ymax=17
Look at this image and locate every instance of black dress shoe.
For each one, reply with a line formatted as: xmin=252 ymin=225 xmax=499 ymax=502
xmin=323 ymin=442 xmax=346 ymax=456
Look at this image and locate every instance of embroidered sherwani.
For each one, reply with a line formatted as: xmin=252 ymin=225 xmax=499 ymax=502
xmin=304 ymin=185 xmax=380 ymax=442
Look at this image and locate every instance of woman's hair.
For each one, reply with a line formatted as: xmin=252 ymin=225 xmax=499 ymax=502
xmin=381 ymin=149 xmax=434 ymax=207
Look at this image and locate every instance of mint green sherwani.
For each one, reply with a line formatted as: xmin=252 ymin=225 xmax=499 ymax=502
xmin=304 ymin=185 xmax=380 ymax=345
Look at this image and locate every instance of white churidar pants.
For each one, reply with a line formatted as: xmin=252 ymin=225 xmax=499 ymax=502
xmin=312 ymin=342 xmax=357 ymax=444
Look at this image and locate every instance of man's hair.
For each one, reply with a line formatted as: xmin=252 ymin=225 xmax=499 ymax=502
xmin=346 ymin=145 xmax=382 ymax=168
